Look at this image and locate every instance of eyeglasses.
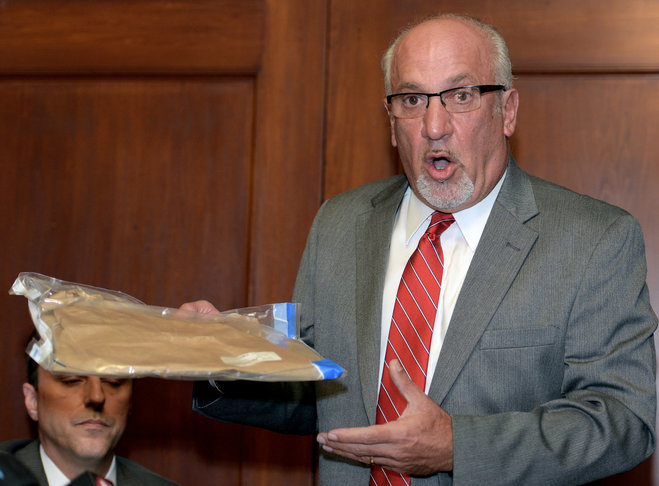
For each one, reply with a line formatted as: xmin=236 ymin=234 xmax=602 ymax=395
xmin=386 ymin=84 xmax=506 ymax=118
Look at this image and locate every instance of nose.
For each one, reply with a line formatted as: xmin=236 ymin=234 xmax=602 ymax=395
xmin=422 ymin=96 xmax=453 ymax=141
xmin=84 ymin=377 xmax=106 ymax=409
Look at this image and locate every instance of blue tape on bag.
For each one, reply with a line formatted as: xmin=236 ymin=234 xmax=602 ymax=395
xmin=273 ymin=302 xmax=297 ymax=338
xmin=313 ymin=359 xmax=345 ymax=379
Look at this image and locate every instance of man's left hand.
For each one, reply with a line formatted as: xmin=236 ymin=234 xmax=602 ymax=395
xmin=316 ymin=359 xmax=453 ymax=475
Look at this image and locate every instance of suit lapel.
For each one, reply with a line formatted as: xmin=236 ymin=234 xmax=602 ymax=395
xmin=428 ymin=160 xmax=539 ymax=403
xmin=14 ymin=440 xmax=49 ymax=486
xmin=355 ymin=176 xmax=408 ymax=425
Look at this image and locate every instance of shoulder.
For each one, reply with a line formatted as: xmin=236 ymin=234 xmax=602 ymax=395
xmin=0 ymin=438 xmax=37 ymax=456
xmin=315 ymin=175 xmax=407 ymax=222
xmin=0 ymin=439 xmax=44 ymax=485
xmin=324 ymin=174 xmax=407 ymax=207
xmin=0 ymin=438 xmax=31 ymax=454
xmin=116 ymin=456 xmax=180 ymax=486
xmin=527 ymin=173 xmax=636 ymax=233
xmin=505 ymin=161 xmax=637 ymax=236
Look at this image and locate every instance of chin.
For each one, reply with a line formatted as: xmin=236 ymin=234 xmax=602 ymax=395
xmin=74 ymin=438 xmax=114 ymax=460
xmin=416 ymin=173 xmax=474 ymax=210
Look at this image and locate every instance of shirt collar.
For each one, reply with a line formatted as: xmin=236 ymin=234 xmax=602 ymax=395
xmin=404 ymin=168 xmax=507 ymax=251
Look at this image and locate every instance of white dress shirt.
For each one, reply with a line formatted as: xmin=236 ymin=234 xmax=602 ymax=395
xmin=40 ymin=444 xmax=118 ymax=486
xmin=379 ymin=171 xmax=506 ymax=394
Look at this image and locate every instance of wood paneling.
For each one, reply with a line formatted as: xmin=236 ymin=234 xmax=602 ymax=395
xmin=0 ymin=0 xmax=266 ymax=74
xmin=323 ymin=0 xmax=398 ymax=199
xmin=386 ymin=0 xmax=659 ymax=72
xmin=1 ymin=77 xmax=254 ymax=306
xmin=0 ymin=1 xmax=325 ymax=485
xmin=249 ymin=0 xmax=327 ymax=305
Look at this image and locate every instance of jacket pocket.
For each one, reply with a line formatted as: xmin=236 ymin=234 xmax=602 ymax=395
xmin=479 ymin=326 xmax=559 ymax=349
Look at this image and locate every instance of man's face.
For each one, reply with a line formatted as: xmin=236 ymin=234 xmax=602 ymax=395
xmin=386 ymin=18 xmax=519 ymax=212
xmin=23 ymin=368 xmax=132 ymax=470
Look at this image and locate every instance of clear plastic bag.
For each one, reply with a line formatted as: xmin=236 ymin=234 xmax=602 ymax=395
xmin=10 ymin=272 xmax=343 ymax=382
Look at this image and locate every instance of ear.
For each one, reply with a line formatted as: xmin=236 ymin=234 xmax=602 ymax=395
xmin=23 ymin=383 xmax=39 ymax=422
xmin=502 ymin=88 xmax=519 ymax=138
xmin=384 ymin=98 xmax=398 ymax=147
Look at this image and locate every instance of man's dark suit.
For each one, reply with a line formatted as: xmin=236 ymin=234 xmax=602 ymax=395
xmin=0 ymin=439 xmax=178 ymax=486
xmin=195 ymin=159 xmax=657 ymax=485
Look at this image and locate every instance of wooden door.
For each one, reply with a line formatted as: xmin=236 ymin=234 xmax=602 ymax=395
xmin=0 ymin=1 xmax=326 ymax=485
xmin=325 ymin=1 xmax=659 ymax=484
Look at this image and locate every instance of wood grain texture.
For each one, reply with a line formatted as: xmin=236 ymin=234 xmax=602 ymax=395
xmin=0 ymin=76 xmax=256 ymax=484
xmin=323 ymin=0 xmax=399 ymax=200
xmin=0 ymin=1 xmax=323 ymax=484
xmin=0 ymin=0 xmax=266 ymax=74
xmin=248 ymin=0 xmax=327 ymax=306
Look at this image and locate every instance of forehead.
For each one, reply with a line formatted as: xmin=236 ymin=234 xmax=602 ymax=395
xmin=391 ymin=19 xmax=494 ymax=90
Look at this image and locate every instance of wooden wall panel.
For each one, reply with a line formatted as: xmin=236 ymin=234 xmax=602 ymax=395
xmin=323 ymin=0 xmax=398 ymax=200
xmin=0 ymin=0 xmax=266 ymax=74
xmin=1 ymin=77 xmax=254 ymax=306
xmin=385 ymin=0 xmax=659 ymax=72
xmin=249 ymin=0 xmax=327 ymax=305
xmin=0 ymin=1 xmax=327 ymax=485
xmin=0 ymin=76 xmax=256 ymax=483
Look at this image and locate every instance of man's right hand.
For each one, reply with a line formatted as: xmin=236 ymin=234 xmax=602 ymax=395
xmin=179 ymin=300 xmax=221 ymax=315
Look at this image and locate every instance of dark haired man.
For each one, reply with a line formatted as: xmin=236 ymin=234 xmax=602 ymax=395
xmin=0 ymin=352 xmax=178 ymax=486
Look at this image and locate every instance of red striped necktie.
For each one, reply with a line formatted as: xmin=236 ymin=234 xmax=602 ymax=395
xmin=370 ymin=211 xmax=454 ymax=486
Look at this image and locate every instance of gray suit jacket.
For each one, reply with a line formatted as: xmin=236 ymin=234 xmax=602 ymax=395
xmin=193 ymin=159 xmax=656 ymax=485
xmin=293 ymin=159 xmax=656 ymax=485
xmin=0 ymin=439 xmax=179 ymax=486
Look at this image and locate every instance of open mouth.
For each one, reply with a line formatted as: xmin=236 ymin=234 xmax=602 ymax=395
xmin=432 ymin=157 xmax=450 ymax=170
xmin=425 ymin=151 xmax=459 ymax=182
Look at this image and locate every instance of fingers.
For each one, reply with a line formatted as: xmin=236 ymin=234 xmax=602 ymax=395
xmin=317 ymin=429 xmax=402 ymax=469
xmin=178 ymin=300 xmax=221 ymax=315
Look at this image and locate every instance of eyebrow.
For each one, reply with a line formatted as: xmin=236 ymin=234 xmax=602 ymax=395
xmin=394 ymin=82 xmax=423 ymax=92
xmin=54 ymin=375 xmax=84 ymax=381
xmin=393 ymin=74 xmax=476 ymax=93
xmin=449 ymin=73 xmax=472 ymax=85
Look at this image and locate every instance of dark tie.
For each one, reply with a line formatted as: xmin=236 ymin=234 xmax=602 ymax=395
xmin=370 ymin=211 xmax=454 ymax=486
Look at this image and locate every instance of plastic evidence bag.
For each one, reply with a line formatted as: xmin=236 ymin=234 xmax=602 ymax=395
xmin=10 ymin=272 xmax=344 ymax=382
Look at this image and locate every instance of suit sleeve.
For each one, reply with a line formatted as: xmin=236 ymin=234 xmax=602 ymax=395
xmin=451 ymin=214 xmax=657 ymax=484
xmin=190 ymin=214 xmax=321 ymax=436
xmin=192 ymin=379 xmax=317 ymax=435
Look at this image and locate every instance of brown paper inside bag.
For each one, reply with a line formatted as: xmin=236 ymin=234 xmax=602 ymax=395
xmin=44 ymin=296 xmax=325 ymax=381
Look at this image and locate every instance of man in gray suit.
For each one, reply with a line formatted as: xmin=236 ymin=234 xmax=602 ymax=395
xmin=188 ymin=13 xmax=657 ymax=485
xmin=0 ymin=354 xmax=178 ymax=486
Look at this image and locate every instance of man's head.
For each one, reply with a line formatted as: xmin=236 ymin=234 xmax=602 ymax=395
xmin=22 ymin=356 xmax=132 ymax=478
xmin=382 ymin=14 xmax=519 ymax=212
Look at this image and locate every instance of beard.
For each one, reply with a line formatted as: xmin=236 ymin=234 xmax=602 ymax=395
xmin=415 ymin=170 xmax=474 ymax=211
